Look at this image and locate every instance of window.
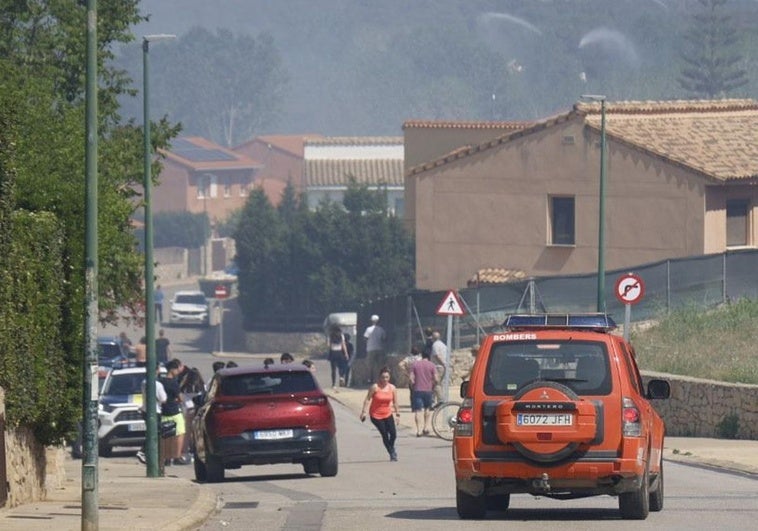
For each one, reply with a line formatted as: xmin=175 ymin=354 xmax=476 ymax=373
xmin=224 ymin=182 xmax=232 ymax=198
xmin=550 ymin=196 xmax=575 ymax=245
xmin=239 ymin=182 xmax=249 ymax=197
xmin=726 ymin=199 xmax=749 ymax=247
xmin=197 ymin=174 xmax=217 ymax=199
xmin=484 ymin=341 xmax=611 ymax=396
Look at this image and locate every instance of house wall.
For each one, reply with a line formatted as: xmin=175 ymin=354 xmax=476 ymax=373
xmin=234 ymin=140 xmax=305 ymax=189
xmin=403 ymin=124 xmax=520 ymax=231
xmin=412 ymin=116 xmax=708 ymax=290
xmin=154 ymin=163 xmax=253 ymax=224
xmin=154 ymin=161 xmax=190 ymax=212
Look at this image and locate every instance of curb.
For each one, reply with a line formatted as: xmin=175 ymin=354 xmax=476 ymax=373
xmin=163 ymin=486 xmax=220 ymax=531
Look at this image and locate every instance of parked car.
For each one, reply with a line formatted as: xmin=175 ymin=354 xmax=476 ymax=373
xmin=169 ymin=290 xmax=211 ymax=327
xmin=453 ymin=313 xmax=670 ymax=520
xmin=98 ymin=365 xmax=165 ymax=456
xmin=191 ymin=364 xmax=338 ymax=482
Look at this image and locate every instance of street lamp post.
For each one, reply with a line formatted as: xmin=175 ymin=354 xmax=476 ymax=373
xmin=143 ymin=33 xmax=175 ymax=478
xmin=581 ymin=94 xmax=608 ymax=313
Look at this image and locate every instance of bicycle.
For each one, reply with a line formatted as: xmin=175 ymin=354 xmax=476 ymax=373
xmin=431 ymin=400 xmax=461 ymax=441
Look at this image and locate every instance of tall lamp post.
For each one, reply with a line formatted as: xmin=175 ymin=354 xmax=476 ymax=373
xmin=581 ymin=94 xmax=608 ymax=313
xmin=143 ymin=33 xmax=175 ymax=478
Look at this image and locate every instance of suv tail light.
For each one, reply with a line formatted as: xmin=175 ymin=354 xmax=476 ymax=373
xmin=456 ymin=398 xmax=474 ymax=437
xmin=297 ymin=396 xmax=327 ymax=406
xmin=622 ymin=397 xmax=641 ymax=436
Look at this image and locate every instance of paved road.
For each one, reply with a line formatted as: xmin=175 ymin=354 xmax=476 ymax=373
xmin=99 ymin=284 xmax=758 ymax=530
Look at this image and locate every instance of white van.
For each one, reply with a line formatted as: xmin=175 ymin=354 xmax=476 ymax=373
xmin=323 ymin=312 xmax=357 ymax=340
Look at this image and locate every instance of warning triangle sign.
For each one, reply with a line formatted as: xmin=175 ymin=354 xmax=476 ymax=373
xmin=436 ymin=290 xmax=465 ymax=316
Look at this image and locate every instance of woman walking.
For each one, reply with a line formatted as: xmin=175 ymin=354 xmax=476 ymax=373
xmin=360 ymin=367 xmax=400 ymax=461
xmin=327 ymin=325 xmax=349 ymax=390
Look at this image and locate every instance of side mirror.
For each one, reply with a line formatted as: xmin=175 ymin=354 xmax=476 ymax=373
xmin=647 ymin=379 xmax=670 ymax=399
xmin=460 ymin=381 xmax=469 ymax=399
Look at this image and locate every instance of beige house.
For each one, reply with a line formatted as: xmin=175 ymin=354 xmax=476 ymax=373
xmin=404 ymin=100 xmax=758 ymax=291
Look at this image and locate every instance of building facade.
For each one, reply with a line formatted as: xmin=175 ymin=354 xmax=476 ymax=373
xmin=405 ymin=100 xmax=758 ymax=291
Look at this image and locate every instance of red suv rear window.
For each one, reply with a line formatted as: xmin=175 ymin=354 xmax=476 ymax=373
xmin=220 ymin=371 xmax=318 ymax=396
xmin=483 ymin=341 xmax=611 ymax=396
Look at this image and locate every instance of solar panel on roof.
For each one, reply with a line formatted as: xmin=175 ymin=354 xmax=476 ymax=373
xmin=170 ymin=139 xmax=237 ymax=162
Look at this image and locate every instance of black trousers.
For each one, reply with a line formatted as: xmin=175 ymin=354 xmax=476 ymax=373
xmin=370 ymin=415 xmax=396 ymax=455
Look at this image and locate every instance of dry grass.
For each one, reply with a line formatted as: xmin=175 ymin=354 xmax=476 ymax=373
xmin=631 ymin=298 xmax=758 ymax=385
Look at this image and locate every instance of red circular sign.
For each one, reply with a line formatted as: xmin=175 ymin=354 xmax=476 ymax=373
xmin=214 ymin=285 xmax=228 ymax=299
xmin=614 ymin=273 xmax=645 ymax=305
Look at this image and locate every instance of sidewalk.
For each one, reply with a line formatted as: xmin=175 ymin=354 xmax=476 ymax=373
xmin=0 ymin=457 xmax=218 ymax=531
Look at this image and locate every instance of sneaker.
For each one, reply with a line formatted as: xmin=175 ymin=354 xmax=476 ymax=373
xmin=136 ymin=451 xmax=146 ymax=464
xmin=390 ymin=449 xmax=398 ymax=461
xmin=339 ymin=377 xmax=345 ymax=386
xmin=174 ymin=456 xmax=190 ymax=465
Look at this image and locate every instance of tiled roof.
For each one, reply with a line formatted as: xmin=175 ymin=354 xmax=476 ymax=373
xmin=160 ymin=136 xmax=262 ymax=171
xmin=235 ymin=134 xmax=323 ymax=158
xmin=304 ymin=158 xmax=404 ymax=187
xmin=576 ymin=99 xmax=758 ymax=182
xmin=305 ymin=136 xmax=403 ymax=146
xmin=408 ymin=99 xmax=758 ymax=182
xmin=403 ymin=120 xmax=532 ymax=130
xmin=468 ymin=268 xmax=528 ymax=286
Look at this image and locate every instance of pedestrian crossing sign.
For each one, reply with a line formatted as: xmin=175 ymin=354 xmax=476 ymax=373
xmin=436 ymin=290 xmax=465 ymax=316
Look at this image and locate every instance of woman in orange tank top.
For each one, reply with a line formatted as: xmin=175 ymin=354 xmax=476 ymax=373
xmin=360 ymin=366 xmax=400 ymax=461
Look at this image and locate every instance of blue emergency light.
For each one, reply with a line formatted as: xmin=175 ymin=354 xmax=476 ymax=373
xmin=503 ymin=313 xmax=617 ymax=331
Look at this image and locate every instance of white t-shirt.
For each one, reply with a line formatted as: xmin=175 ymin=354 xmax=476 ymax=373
xmin=432 ymin=339 xmax=448 ymax=367
xmin=140 ymin=380 xmax=167 ymax=414
xmin=364 ymin=324 xmax=386 ymax=352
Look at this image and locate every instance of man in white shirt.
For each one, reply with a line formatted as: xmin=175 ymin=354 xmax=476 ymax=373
xmin=430 ymin=331 xmax=448 ymax=405
xmin=364 ymin=314 xmax=386 ymax=383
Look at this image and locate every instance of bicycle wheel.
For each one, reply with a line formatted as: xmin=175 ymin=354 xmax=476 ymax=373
xmin=432 ymin=401 xmax=460 ymax=441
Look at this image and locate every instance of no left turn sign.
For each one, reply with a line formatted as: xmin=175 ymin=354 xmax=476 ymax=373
xmin=614 ymin=273 xmax=645 ymax=305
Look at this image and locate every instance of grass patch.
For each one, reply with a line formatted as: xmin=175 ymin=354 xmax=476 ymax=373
xmin=631 ymin=298 xmax=758 ymax=385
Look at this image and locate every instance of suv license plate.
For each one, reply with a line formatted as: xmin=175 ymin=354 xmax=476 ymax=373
xmin=128 ymin=422 xmax=146 ymax=432
xmin=517 ymin=413 xmax=573 ymax=426
xmin=254 ymin=429 xmax=294 ymax=440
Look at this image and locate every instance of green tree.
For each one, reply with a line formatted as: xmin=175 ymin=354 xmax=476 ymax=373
xmin=678 ymin=0 xmax=749 ymax=98
xmin=233 ymin=183 xmax=414 ymax=330
xmin=151 ymin=211 xmax=209 ymax=249
xmin=0 ymin=2 xmax=180 ymax=442
xmin=131 ymin=27 xmax=288 ymax=147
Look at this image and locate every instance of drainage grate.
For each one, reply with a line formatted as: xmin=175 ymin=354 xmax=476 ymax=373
xmin=222 ymin=501 xmax=259 ymax=509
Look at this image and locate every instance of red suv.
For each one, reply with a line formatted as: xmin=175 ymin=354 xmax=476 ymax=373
xmin=453 ymin=314 xmax=670 ymax=520
xmin=191 ymin=365 xmax=338 ymax=482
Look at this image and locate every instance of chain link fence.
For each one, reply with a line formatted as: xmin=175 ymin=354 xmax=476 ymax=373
xmin=357 ymin=249 xmax=758 ymax=357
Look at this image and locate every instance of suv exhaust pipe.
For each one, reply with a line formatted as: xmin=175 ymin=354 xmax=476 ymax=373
xmin=533 ymin=473 xmax=551 ymax=492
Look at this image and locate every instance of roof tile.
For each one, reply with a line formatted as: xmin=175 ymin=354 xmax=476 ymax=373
xmin=304 ymin=158 xmax=404 ymax=187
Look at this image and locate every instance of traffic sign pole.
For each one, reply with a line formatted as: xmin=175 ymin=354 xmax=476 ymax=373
xmin=444 ymin=314 xmax=452 ymax=401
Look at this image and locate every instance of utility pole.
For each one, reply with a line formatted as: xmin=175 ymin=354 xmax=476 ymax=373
xmin=143 ymin=33 xmax=176 ymax=478
xmin=82 ymin=1 xmax=99 ymax=529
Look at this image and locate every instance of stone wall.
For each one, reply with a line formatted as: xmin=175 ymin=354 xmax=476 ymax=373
xmin=642 ymin=371 xmax=758 ymax=439
xmin=0 ymin=387 xmax=64 ymax=508
xmin=388 ymin=349 xmax=758 ymax=441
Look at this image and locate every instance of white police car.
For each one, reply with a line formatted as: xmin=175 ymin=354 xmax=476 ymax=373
xmin=97 ymin=364 xmax=165 ymax=456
